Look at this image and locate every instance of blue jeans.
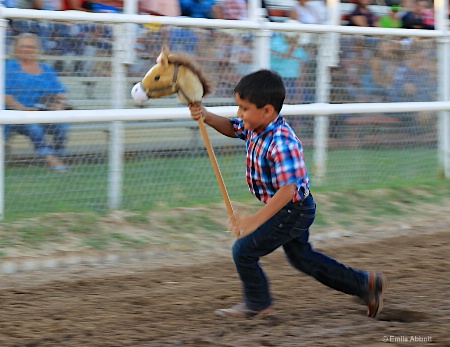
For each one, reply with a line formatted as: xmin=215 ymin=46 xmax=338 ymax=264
xmin=4 ymin=123 xmax=69 ymax=157
xmin=232 ymin=194 xmax=368 ymax=311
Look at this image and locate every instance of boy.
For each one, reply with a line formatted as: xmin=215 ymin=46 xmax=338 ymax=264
xmin=189 ymin=70 xmax=386 ymax=319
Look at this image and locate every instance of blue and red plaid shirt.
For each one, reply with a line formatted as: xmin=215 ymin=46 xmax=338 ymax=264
xmin=231 ymin=115 xmax=310 ymax=204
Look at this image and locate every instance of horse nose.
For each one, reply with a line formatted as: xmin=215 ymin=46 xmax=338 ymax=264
xmin=131 ymin=82 xmax=149 ymax=103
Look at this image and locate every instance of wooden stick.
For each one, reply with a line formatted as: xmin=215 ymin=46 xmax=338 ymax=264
xmin=197 ymin=117 xmax=237 ymax=227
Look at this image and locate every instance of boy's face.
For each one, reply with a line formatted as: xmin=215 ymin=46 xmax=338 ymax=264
xmin=235 ymin=93 xmax=276 ymax=131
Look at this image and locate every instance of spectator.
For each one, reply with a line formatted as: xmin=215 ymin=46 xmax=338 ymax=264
xmin=401 ymin=0 xmax=433 ymax=29
xmin=340 ymin=37 xmax=371 ymax=102
xmin=347 ymin=0 xmax=377 ymax=27
xmin=290 ymin=0 xmax=323 ymax=24
xmin=216 ymin=0 xmax=248 ymax=20
xmin=4 ymin=33 xmax=70 ymax=173
xmin=309 ymin=0 xmax=327 ymax=24
xmin=390 ymin=44 xmax=435 ymax=103
xmin=377 ymin=4 xmax=403 ymax=28
xmin=389 ymin=43 xmax=436 ymax=131
xmin=139 ymin=0 xmax=180 ymax=16
xmin=234 ymin=34 xmax=253 ymax=77
xmin=398 ymin=0 xmax=414 ymax=17
xmin=270 ymin=32 xmax=310 ymax=104
xmin=363 ymin=39 xmax=400 ymax=101
xmin=209 ymin=30 xmax=239 ymax=96
xmin=179 ymin=0 xmax=215 ymax=18
xmin=421 ymin=2 xmax=434 ymax=27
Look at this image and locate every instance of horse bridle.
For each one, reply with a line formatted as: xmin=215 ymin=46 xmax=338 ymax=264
xmin=143 ymin=64 xmax=195 ymax=104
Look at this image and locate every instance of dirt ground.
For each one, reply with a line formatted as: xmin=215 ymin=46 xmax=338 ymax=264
xmin=1 ymin=221 xmax=449 ymax=347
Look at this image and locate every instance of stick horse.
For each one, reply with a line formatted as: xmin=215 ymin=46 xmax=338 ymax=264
xmin=131 ymin=48 xmax=236 ymax=228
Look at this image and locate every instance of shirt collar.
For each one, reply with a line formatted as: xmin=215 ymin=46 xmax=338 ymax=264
xmin=251 ymin=114 xmax=283 ymax=138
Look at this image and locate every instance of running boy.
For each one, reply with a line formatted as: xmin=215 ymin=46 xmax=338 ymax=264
xmin=188 ymin=70 xmax=386 ymax=319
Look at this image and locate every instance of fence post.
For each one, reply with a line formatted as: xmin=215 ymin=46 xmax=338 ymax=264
xmin=0 ymin=17 xmax=7 ymax=220
xmin=248 ymin=0 xmax=261 ymax=22
xmin=313 ymin=33 xmax=331 ymax=185
xmin=436 ymin=0 xmax=450 ymax=179
xmin=108 ymin=24 xmax=127 ymax=210
xmin=313 ymin=0 xmax=340 ymax=185
xmin=251 ymin=0 xmax=271 ymax=70
xmin=123 ymin=0 xmax=137 ymax=65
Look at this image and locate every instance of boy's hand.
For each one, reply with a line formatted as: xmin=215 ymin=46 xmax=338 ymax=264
xmin=188 ymin=102 xmax=206 ymax=121
xmin=229 ymin=213 xmax=260 ymax=239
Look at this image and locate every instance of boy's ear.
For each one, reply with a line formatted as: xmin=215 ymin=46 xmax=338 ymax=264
xmin=263 ymin=104 xmax=276 ymax=116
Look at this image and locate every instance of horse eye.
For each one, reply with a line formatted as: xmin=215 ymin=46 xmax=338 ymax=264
xmin=154 ymin=75 xmax=160 ymax=81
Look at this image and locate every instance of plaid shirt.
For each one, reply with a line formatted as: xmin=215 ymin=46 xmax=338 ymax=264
xmin=231 ymin=115 xmax=310 ymax=204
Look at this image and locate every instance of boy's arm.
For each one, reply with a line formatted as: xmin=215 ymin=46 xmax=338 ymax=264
xmin=189 ymin=103 xmax=237 ymax=138
xmin=234 ymin=183 xmax=297 ymax=238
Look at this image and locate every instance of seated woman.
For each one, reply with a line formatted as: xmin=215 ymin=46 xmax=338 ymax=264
xmin=348 ymin=0 xmax=377 ymax=27
xmin=4 ymin=33 xmax=70 ymax=172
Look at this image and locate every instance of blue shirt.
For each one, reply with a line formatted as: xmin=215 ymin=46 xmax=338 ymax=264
xmin=390 ymin=65 xmax=435 ymax=103
xmin=179 ymin=0 xmax=216 ymax=18
xmin=270 ymin=33 xmax=310 ymax=79
xmin=5 ymin=59 xmax=67 ymax=108
xmin=231 ymin=115 xmax=310 ymax=204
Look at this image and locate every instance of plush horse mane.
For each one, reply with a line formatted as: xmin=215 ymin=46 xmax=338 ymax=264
xmin=167 ymin=52 xmax=214 ymax=97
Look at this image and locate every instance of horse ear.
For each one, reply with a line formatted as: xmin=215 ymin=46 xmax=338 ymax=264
xmin=157 ymin=47 xmax=170 ymax=67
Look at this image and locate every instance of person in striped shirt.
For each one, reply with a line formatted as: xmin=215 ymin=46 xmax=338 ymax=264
xmin=189 ymin=69 xmax=386 ymax=319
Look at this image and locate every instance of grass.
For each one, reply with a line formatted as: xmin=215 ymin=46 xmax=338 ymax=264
xmin=81 ymin=233 xmax=112 ymax=250
xmin=1 ymin=146 xmax=449 ymax=255
xmin=17 ymin=224 xmax=64 ymax=245
xmin=110 ymin=232 xmax=149 ymax=248
xmin=0 ymin=180 xmax=448 ymax=257
xmin=124 ymin=213 xmax=150 ymax=224
xmin=4 ymin=147 xmax=442 ymax=220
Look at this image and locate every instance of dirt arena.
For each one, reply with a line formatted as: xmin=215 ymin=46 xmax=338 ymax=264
xmin=1 ymin=222 xmax=449 ymax=347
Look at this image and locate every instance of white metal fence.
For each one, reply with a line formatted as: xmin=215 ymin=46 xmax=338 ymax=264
xmin=1 ymin=5 xmax=449 ymax=219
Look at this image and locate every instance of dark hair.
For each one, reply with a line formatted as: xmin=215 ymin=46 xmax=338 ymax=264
xmin=234 ymin=70 xmax=286 ymax=113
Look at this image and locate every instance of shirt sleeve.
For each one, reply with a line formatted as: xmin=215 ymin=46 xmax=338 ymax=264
xmin=269 ymin=132 xmax=308 ymax=188
xmin=230 ymin=117 xmax=247 ymax=141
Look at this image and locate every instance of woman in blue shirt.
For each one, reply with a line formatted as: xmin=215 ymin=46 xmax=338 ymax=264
xmin=5 ymin=33 xmax=69 ymax=172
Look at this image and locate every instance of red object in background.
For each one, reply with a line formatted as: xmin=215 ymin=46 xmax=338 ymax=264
xmin=267 ymin=8 xmax=289 ymax=17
